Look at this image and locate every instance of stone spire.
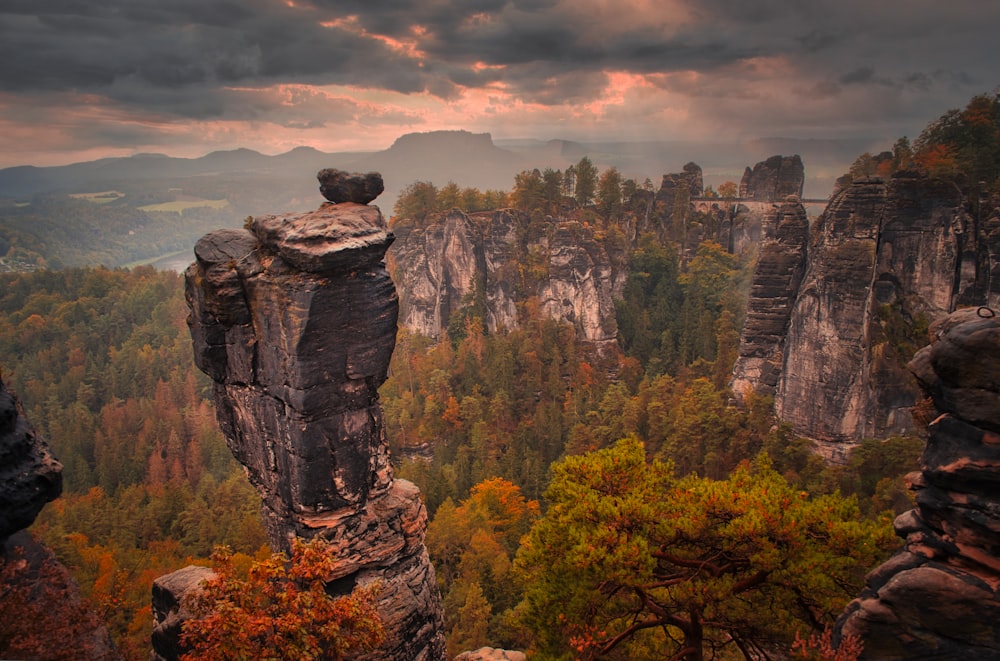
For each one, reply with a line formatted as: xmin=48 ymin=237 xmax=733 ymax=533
xmin=835 ymin=306 xmax=1000 ymax=658
xmin=156 ymin=170 xmax=445 ymax=660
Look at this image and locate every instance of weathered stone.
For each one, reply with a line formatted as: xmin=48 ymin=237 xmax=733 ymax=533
xmin=834 ymin=309 xmax=1000 ymax=659
xmin=180 ymin=175 xmax=446 ymax=660
xmin=759 ymin=171 xmax=998 ymax=449
xmin=391 ymin=208 xmax=624 ymax=349
xmin=150 ymin=565 xmax=215 ymax=661
xmin=730 ymin=197 xmax=809 ymax=400
xmin=317 ymin=169 xmax=384 ymax=205
xmin=0 ymin=378 xmax=62 ymax=543
xmin=739 ymin=155 xmax=804 ymax=201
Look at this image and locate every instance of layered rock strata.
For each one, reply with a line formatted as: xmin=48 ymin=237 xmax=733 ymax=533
xmin=736 ymin=170 xmax=999 ymax=451
xmin=835 ymin=307 xmax=1000 ymax=659
xmin=175 ymin=178 xmax=445 ymax=660
xmin=739 ymin=154 xmax=805 ymax=201
xmin=391 ymin=209 xmax=623 ymax=347
xmin=730 ymin=197 xmax=809 ymax=399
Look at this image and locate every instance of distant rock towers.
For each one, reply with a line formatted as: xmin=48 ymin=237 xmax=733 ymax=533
xmin=155 ymin=170 xmax=445 ymax=660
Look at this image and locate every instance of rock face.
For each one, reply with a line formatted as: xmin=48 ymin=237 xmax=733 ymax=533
xmin=835 ymin=307 xmax=1000 ymax=659
xmin=737 ymin=171 xmax=999 ymax=451
xmin=180 ymin=189 xmax=445 ymax=660
xmin=730 ymin=197 xmax=809 ymax=399
xmin=390 ymin=209 xmax=624 ymax=347
xmin=739 ymin=155 xmax=804 ymax=201
xmin=0 ymin=378 xmax=62 ymax=543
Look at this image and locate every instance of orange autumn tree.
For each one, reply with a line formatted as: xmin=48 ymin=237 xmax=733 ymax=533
xmin=515 ymin=437 xmax=895 ymax=660
xmin=181 ymin=538 xmax=384 ymax=661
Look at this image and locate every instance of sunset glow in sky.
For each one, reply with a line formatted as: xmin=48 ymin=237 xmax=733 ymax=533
xmin=1 ymin=0 xmax=997 ymax=168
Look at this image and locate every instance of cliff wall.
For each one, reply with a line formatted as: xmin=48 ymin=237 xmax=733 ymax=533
xmin=390 ymin=209 xmax=625 ymax=347
xmin=735 ymin=171 xmax=1000 ymax=452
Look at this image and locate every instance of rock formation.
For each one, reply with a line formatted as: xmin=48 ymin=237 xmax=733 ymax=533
xmin=739 ymin=154 xmax=804 ymax=201
xmin=835 ymin=307 xmax=1000 ymax=659
xmin=390 ymin=208 xmax=624 ymax=348
xmin=0 ymin=379 xmax=115 ymax=659
xmin=165 ymin=174 xmax=445 ymax=660
xmin=0 ymin=378 xmax=62 ymax=543
xmin=735 ymin=170 xmax=999 ymax=452
xmin=730 ymin=197 xmax=809 ymax=400
xmin=318 ymin=169 xmax=384 ymax=205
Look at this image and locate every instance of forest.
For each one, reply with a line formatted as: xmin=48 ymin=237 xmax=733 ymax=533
xmin=2 ymin=92 xmax=999 ymax=659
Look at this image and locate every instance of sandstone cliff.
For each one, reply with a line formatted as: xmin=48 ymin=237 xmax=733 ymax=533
xmin=739 ymin=154 xmax=805 ymax=201
xmin=735 ymin=171 xmax=999 ymax=452
xmin=729 ymin=197 xmax=809 ymax=399
xmin=835 ymin=307 xmax=1000 ymax=658
xmin=390 ymin=208 xmax=625 ymax=348
xmin=162 ymin=172 xmax=445 ymax=660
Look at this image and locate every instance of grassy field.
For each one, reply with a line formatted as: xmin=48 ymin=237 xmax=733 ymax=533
xmin=69 ymin=190 xmax=125 ymax=203
xmin=138 ymin=198 xmax=230 ymax=212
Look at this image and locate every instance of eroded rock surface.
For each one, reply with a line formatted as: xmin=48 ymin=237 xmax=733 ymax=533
xmin=179 ymin=188 xmax=445 ymax=660
xmin=835 ymin=307 xmax=1000 ymax=659
xmin=391 ymin=209 xmax=624 ymax=348
xmin=736 ymin=171 xmax=999 ymax=451
xmin=0 ymin=378 xmax=62 ymax=543
xmin=739 ymin=154 xmax=805 ymax=201
xmin=730 ymin=197 xmax=809 ymax=400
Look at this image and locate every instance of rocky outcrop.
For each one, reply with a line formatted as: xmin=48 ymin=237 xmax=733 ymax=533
xmin=735 ymin=170 xmax=1000 ymax=451
xmin=835 ymin=307 xmax=1000 ymax=659
xmin=0 ymin=378 xmax=62 ymax=543
xmin=390 ymin=209 xmax=623 ymax=347
xmin=656 ymin=162 xmax=704 ymax=206
xmin=730 ymin=197 xmax=809 ymax=399
xmin=0 ymin=381 xmax=114 ymax=660
xmin=739 ymin=155 xmax=804 ymax=201
xmin=177 ymin=178 xmax=445 ymax=660
xmin=150 ymin=565 xmax=214 ymax=661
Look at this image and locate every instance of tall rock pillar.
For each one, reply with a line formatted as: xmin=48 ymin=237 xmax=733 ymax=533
xmin=182 ymin=170 xmax=445 ymax=660
xmin=835 ymin=306 xmax=1000 ymax=658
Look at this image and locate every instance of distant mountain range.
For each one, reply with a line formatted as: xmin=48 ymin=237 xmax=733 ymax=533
xmin=0 ymin=130 xmax=881 ymax=207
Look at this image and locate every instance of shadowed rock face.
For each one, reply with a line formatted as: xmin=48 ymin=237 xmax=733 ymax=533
xmin=391 ymin=209 xmax=624 ymax=348
xmin=735 ymin=171 xmax=999 ymax=452
xmin=739 ymin=155 xmax=804 ymax=201
xmin=178 ymin=190 xmax=445 ymax=660
xmin=730 ymin=197 xmax=809 ymax=400
xmin=835 ymin=307 xmax=1000 ymax=659
xmin=0 ymin=378 xmax=62 ymax=543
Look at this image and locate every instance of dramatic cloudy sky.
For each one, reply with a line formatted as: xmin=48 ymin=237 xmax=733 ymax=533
xmin=1 ymin=0 xmax=997 ymax=168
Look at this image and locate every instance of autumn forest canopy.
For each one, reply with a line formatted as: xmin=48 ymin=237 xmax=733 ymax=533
xmin=2 ymin=92 xmax=999 ymax=659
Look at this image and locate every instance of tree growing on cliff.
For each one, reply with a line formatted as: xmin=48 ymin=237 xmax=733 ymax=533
xmin=181 ymin=538 xmax=384 ymax=661
xmin=514 ymin=438 xmax=895 ymax=660
xmin=574 ymin=157 xmax=599 ymax=206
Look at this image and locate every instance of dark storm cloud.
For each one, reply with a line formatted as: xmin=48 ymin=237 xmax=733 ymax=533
xmin=1 ymin=0 xmax=998 ymax=157
xmin=0 ymin=0 xmax=449 ymax=116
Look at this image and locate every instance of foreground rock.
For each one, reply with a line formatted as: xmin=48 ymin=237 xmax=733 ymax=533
xmin=0 ymin=378 xmax=62 ymax=542
xmin=835 ymin=307 xmax=1000 ymax=658
xmin=167 ymin=180 xmax=445 ymax=660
